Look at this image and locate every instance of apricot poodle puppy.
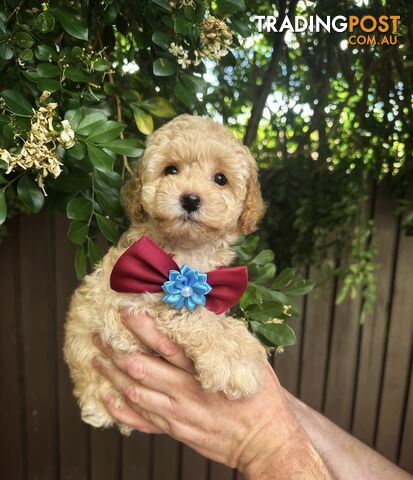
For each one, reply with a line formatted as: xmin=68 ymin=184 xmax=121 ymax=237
xmin=64 ymin=114 xmax=268 ymax=434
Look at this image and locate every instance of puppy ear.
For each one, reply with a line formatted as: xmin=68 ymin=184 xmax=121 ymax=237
xmin=121 ymin=161 xmax=146 ymax=224
xmin=238 ymin=148 xmax=266 ymax=234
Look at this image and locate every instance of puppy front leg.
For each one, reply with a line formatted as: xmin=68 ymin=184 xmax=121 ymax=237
xmin=157 ymin=311 xmax=268 ymax=399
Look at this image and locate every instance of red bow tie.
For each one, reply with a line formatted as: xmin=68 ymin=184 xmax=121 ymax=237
xmin=110 ymin=236 xmax=248 ymax=314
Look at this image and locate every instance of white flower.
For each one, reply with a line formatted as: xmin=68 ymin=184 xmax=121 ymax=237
xmin=60 ymin=120 xmax=75 ymax=148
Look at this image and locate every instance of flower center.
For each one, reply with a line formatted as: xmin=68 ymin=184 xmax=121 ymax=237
xmin=180 ymin=286 xmax=193 ymax=298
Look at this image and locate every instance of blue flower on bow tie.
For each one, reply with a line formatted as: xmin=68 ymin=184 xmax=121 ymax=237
xmin=162 ymin=265 xmax=212 ymax=312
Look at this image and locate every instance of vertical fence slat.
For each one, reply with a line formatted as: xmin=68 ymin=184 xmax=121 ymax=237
xmin=152 ymin=436 xmax=179 ymax=480
xmin=54 ymin=215 xmax=90 ymax=480
xmin=351 ymin=187 xmax=399 ymax=445
xmin=208 ymin=462 xmax=234 ymax=480
xmin=299 ymin=267 xmax=335 ymax=410
xmin=122 ymin=433 xmax=151 ymax=480
xmin=19 ymin=213 xmax=58 ymax=479
xmin=323 ymin=277 xmax=362 ymax=429
xmin=274 ymin=297 xmax=305 ymax=395
xmin=0 ymin=219 xmax=25 ymax=480
xmin=181 ymin=446 xmax=208 ymax=480
xmin=91 ymin=430 xmax=121 ymax=480
xmin=399 ymin=364 xmax=413 ymax=472
xmin=375 ymin=230 xmax=413 ymax=461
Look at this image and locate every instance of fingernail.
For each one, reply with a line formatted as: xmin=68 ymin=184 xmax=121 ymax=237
xmin=106 ymin=394 xmax=116 ymax=406
xmin=119 ymin=306 xmax=129 ymax=320
xmin=92 ymin=357 xmax=102 ymax=369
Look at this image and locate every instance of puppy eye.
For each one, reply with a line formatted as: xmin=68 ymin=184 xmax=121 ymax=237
xmin=213 ymin=173 xmax=227 ymax=186
xmin=164 ymin=165 xmax=179 ymax=175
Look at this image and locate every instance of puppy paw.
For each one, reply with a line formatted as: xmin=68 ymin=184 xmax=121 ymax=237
xmin=195 ymin=344 xmax=267 ymax=399
xmin=80 ymin=399 xmax=115 ymax=428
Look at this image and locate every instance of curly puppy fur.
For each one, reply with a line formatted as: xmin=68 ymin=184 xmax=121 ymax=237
xmin=64 ymin=114 xmax=268 ymax=434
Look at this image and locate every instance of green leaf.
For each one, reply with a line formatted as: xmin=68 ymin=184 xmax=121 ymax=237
xmin=255 ymin=264 xmax=276 ymax=285
xmin=65 ymin=67 xmax=90 ymax=83
xmin=239 ymin=283 xmax=261 ymax=310
xmin=230 ymin=17 xmax=250 ymax=37
xmin=75 ymin=112 xmax=107 ymax=135
xmin=37 ymin=63 xmax=60 ymax=78
xmin=91 ymin=58 xmax=110 ymax=72
xmin=248 ymin=302 xmax=286 ymax=322
xmin=35 ymin=44 xmax=58 ymax=62
xmin=67 ymin=220 xmax=88 ymax=245
xmin=68 ymin=142 xmax=86 ymax=160
xmin=100 ymin=138 xmax=144 ymax=157
xmin=0 ymin=43 xmax=14 ymax=60
xmin=75 ymin=246 xmax=87 ymax=279
xmin=174 ymin=14 xmax=193 ymax=35
xmin=96 ymin=214 xmax=120 ymax=243
xmin=19 ymin=48 xmax=33 ymax=61
xmin=96 ymin=191 xmax=122 ymax=217
xmin=87 ymin=237 xmax=103 ymax=266
xmin=152 ymin=31 xmax=171 ymax=50
xmin=34 ymin=11 xmax=55 ymax=33
xmin=153 ymin=58 xmax=177 ymax=76
xmin=174 ymin=79 xmax=197 ymax=108
xmin=87 ymin=144 xmax=114 ymax=172
xmin=252 ymin=249 xmax=275 ymax=265
xmin=36 ymin=77 xmax=60 ymax=93
xmin=141 ymin=97 xmax=176 ymax=118
xmin=251 ymin=321 xmax=296 ymax=348
xmin=219 ymin=0 xmax=246 ymax=14
xmin=0 ymin=190 xmax=6 ymax=225
xmin=150 ymin=0 xmax=172 ymax=13
xmin=66 ymin=197 xmax=92 ymax=221
xmin=87 ymin=120 xmax=125 ymax=143
xmin=51 ymin=7 xmax=88 ymax=41
xmin=256 ymin=285 xmax=289 ymax=305
xmin=282 ymin=279 xmax=315 ymax=296
xmin=1 ymin=89 xmax=33 ymax=116
xmin=133 ymin=107 xmax=154 ymax=135
xmin=272 ymin=268 xmax=295 ymax=289
xmin=14 ymin=31 xmax=34 ymax=48
xmin=0 ymin=20 xmax=6 ymax=39
xmin=17 ymin=176 xmax=44 ymax=213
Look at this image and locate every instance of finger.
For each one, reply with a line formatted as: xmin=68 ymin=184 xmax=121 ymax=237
xmin=103 ymin=396 xmax=163 ymax=434
xmin=120 ymin=311 xmax=195 ymax=373
xmin=94 ymin=338 xmax=198 ymax=398
xmin=93 ymin=358 xmax=173 ymax=417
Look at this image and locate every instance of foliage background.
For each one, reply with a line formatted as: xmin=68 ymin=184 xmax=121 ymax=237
xmin=0 ymin=0 xmax=412 ymax=346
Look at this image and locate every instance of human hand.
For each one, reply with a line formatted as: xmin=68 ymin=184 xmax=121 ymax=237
xmin=93 ymin=312 xmax=329 ymax=479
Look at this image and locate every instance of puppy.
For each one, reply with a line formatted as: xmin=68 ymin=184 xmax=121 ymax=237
xmin=64 ymin=114 xmax=268 ymax=434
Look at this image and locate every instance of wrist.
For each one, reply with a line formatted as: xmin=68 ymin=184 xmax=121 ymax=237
xmin=238 ymin=414 xmax=331 ymax=480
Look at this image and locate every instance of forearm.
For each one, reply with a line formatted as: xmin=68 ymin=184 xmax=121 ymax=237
xmin=240 ymin=414 xmax=333 ymax=479
xmin=284 ymin=390 xmax=412 ymax=480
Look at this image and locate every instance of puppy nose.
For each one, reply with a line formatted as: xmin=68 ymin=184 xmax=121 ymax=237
xmin=180 ymin=193 xmax=201 ymax=213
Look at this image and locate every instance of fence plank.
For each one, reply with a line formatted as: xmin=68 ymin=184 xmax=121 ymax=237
xmin=208 ymin=462 xmax=234 ymax=480
xmin=122 ymin=433 xmax=152 ymax=480
xmin=351 ymin=187 xmax=399 ymax=446
xmin=375 ymin=229 xmax=413 ymax=461
xmin=0 ymin=220 xmax=25 ymax=480
xmin=300 ymin=267 xmax=335 ymax=411
xmin=54 ymin=215 xmax=90 ymax=480
xmin=152 ymin=436 xmax=179 ymax=480
xmin=181 ymin=446 xmax=208 ymax=480
xmin=274 ymin=297 xmax=305 ymax=395
xmin=399 ymin=361 xmax=413 ymax=472
xmin=91 ymin=429 xmax=121 ymax=480
xmin=323 ymin=278 xmax=362 ymax=429
xmin=19 ymin=213 xmax=59 ymax=479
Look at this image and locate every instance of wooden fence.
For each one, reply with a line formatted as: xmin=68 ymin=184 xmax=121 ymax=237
xmin=0 ymin=184 xmax=412 ymax=479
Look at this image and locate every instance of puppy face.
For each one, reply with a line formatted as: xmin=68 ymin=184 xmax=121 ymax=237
xmin=122 ymin=115 xmax=265 ymax=245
